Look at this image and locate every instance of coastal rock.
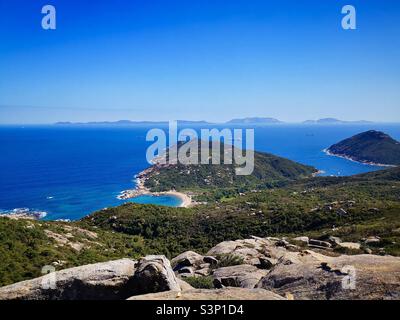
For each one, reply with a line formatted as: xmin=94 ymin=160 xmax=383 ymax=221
xmin=275 ymin=239 xmax=289 ymax=247
xmin=206 ymin=240 xmax=242 ymax=256
xmin=177 ymin=267 xmax=194 ymax=275
xmin=365 ymin=237 xmax=381 ymax=245
xmin=259 ymin=257 xmax=278 ymax=269
xmin=177 ymin=278 xmax=194 ymax=291
xmin=232 ymin=247 xmax=263 ymax=264
xmin=213 ymin=265 xmax=269 ymax=289
xmin=203 ymin=256 xmax=218 ymax=266
xmin=338 ymin=242 xmax=361 ymax=250
xmin=364 ymin=248 xmax=373 ymax=254
xmin=285 ymin=244 xmax=301 ymax=251
xmin=1 ymin=235 xmax=399 ymax=300
xmin=308 ymin=239 xmax=332 ymax=248
xmin=132 ymin=255 xmax=180 ymax=294
xmin=293 ymin=236 xmax=309 ymax=244
xmin=256 ymin=252 xmax=400 ymax=300
xmin=171 ymin=251 xmax=204 ymax=269
xmin=127 ymin=287 xmax=285 ymax=300
xmin=328 ymin=236 xmax=342 ymax=245
xmin=0 ymin=259 xmax=137 ymax=300
xmin=195 ymin=268 xmax=211 ymax=277
xmin=206 ymin=238 xmax=276 ymax=263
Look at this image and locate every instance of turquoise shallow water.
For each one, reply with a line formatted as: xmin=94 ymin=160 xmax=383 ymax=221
xmin=130 ymin=194 xmax=182 ymax=207
xmin=0 ymin=124 xmax=399 ymax=220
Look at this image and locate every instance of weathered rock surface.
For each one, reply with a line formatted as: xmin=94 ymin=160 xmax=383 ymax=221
xmin=309 ymin=239 xmax=332 ymax=248
xmin=128 ymin=287 xmax=285 ymax=300
xmin=177 ymin=278 xmax=194 ymax=291
xmin=0 ymin=255 xmax=181 ymax=300
xmin=365 ymin=236 xmax=381 ymax=245
xmin=338 ymin=242 xmax=361 ymax=250
xmin=171 ymin=251 xmax=204 ymax=269
xmin=257 ymin=251 xmax=400 ymax=300
xmin=293 ymin=236 xmax=309 ymax=244
xmin=0 ymin=259 xmax=137 ymax=300
xmin=213 ymin=265 xmax=269 ymax=289
xmin=328 ymin=236 xmax=342 ymax=246
xmin=132 ymin=255 xmax=180 ymax=295
xmin=1 ymin=236 xmax=399 ymax=300
xmin=203 ymin=256 xmax=218 ymax=266
xmin=206 ymin=237 xmax=285 ymax=264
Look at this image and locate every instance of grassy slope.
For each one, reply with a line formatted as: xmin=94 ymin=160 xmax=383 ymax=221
xmin=144 ymin=142 xmax=316 ymax=200
xmin=83 ymin=167 xmax=400 ymax=257
xmin=0 ymin=218 xmax=147 ymax=286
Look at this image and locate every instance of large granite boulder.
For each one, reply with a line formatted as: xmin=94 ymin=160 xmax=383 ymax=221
xmin=0 ymin=255 xmax=182 ymax=300
xmin=128 ymin=287 xmax=285 ymax=300
xmin=213 ymin=265 xmax=269 ymax=289
xmin=206 ymin=237 xmax=283 ymax=266
xmin=256 ymin=250 xmax=400 ymax=300
xmin=0 ymin=259 xmax=137 ymax=300
xmin=131 ymin=255 xmax=180 ymax=294
xmin=171 ymin=251 xmax=204 ymax=269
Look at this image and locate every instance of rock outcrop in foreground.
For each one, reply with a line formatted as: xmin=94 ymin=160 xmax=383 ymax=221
xmin=0 ymin=256 xmax=178 ymax=300
xmin=0 ymin=237 xmax=399 ymax=300
xmin=128 ymin=288 xmax=285 ymax=300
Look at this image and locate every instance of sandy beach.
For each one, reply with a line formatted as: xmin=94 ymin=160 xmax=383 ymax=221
xmin=153 ymin=191 xmax=192 ymax=208
xmin=118 ymin=188 xmax=193 ymax=208
xmin=117 ymin=168 xmax=193 ymax=208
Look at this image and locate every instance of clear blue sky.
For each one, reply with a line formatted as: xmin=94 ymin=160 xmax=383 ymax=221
xmin=0 ymin=0 xmax=399 ymax=124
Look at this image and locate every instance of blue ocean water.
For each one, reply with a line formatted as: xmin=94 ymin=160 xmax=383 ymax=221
xmin=0 ymin=124 xmax=399 ymax=221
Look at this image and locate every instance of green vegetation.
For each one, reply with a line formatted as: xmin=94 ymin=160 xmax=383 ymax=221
xmin=83 ymin=167 xmax=400 ymax=257
xmin=1 ymin=165 xmax=399 ymax=287
xmin=327 ymin=130 xmax=400 ymax=165
xmin=144 ymin=140 xmax=316 ymax=200
xmin=0 ymin=218 xmax=147 ymax=286
xmin=214 ymin=254 xmax=245 ymax=269
xmin=184 ymin=276 xmax=214 ymax=289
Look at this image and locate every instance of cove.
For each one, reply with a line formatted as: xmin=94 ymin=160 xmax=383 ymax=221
xmin=128 ymin=194 xmax=182 ymax=207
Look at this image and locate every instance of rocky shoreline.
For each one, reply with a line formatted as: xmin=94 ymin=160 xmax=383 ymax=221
xmin=323 ymin=148 xmax=397 ymax=168
xmin=0 ymin=208 xmax=47 ymax=220
xmin=117 ymin=166 xmax=193 ymax=208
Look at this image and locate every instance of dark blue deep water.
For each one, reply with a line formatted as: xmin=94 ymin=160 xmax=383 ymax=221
xmin=0 ymin=124 xmax=399 ymax=220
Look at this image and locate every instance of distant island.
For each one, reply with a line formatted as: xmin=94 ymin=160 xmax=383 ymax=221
xmin=303 ymin=118 xmax=373 ymax=125
xmin=55 ymin=117 xmax=379 ymax=126
xmin=326 ymin=130 xmax=400 ymax=166
xmin=55 ymin=120 xmax=215 ymax=126
xmin=226 ymin=117 xmax=282 ymax=124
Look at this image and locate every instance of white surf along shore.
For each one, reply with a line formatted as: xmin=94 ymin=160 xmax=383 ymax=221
xmin=0 ymin=208 xmax=47 ymax=220
xmin=117 ymin=166 xmax=193 ymax=208
xmin=323 ymin=148 xmax=397 ymax=168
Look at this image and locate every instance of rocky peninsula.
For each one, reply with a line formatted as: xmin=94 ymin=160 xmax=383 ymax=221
xmin=326 ymin=130 xmax=400 ymax=166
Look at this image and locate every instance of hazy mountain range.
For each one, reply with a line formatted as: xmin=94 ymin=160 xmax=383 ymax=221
xmin=55 ymin=118 xmax=377 ymax=126
xmin=302 ymin=118 xmax=373 ymax=125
